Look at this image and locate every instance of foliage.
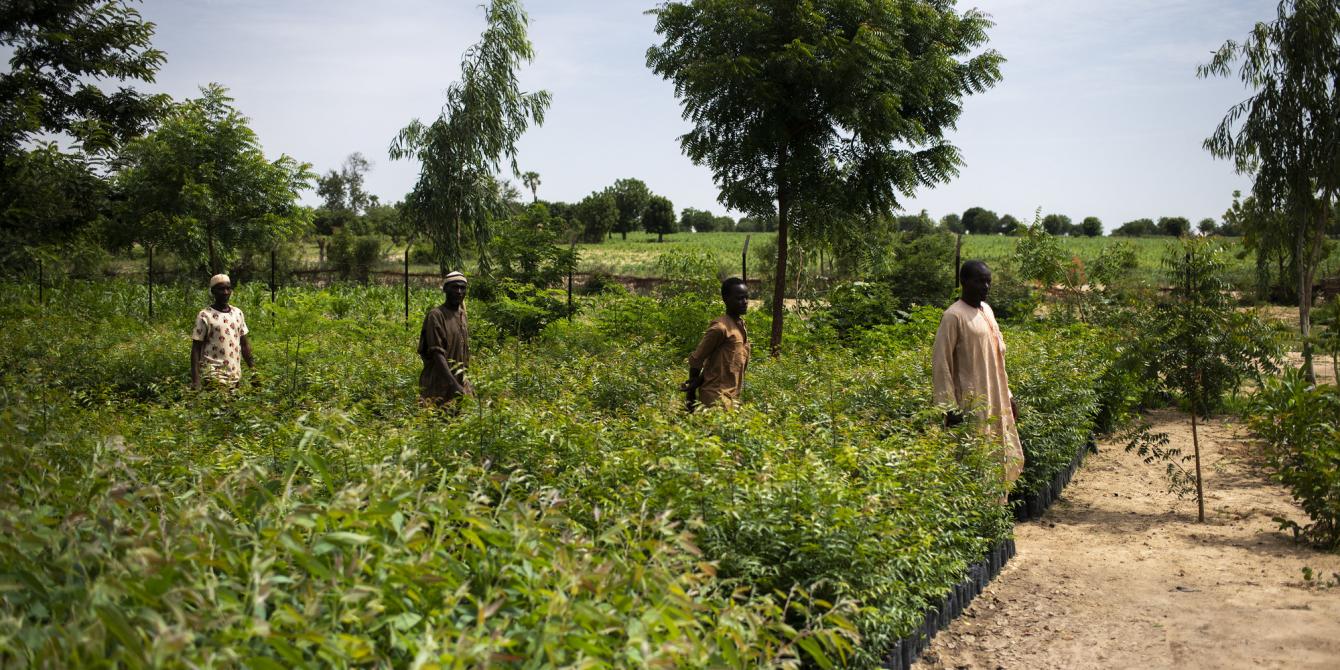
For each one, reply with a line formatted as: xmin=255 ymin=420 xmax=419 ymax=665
xmin=884 ymin=232 xmax=957 ymax=309
xmin=315 ymin=152 xmax=372 ymax=215
xmin=1127 ymin=238 xmax=1285 ymax=519
xmin=112 ymin=84 xmax=314 ymax=274
xmin=813 ymin=281 xmax=908 ymax=338
xmin=1111 ymin=218 xmax=1157 ymax=237
xmin=575 ymin=190 xmax=618 ymax=243
xmin=962 ymin=207 xmax=1000 ymax=236
xmin=1157 ymin=216 xmax=1191 ymax=237
xmin=1041 ymin=213 xmax=1072 ymax=237
xmin=490 ymin=203 xmax=577 ymax=288
xmin=0 ymin=0 xmax=169 ymax=269
xmin=475 ymin=280 xmax=571 ymax=340
xmin=1012 ymin=222 xmax=1068 ymax=288
xmin=389 ymin=0 xmax=550 ymax=272
xmin=608 ymin=177 xmax=651 ymax=239
xmin=0 ymin=145 xmax=111 ymax=273
xmin=648 ymin=0 xmax=1002 ymax=355
xmin=1246 ymin=371 xmax=1340 ymax=549
xmin=1079 ymin=216 xmax=1103 ymax=237
xmin=983 ymin=269 xmax=1038 ymax=322
xmin=0 ymin=278 xmax=1124 ymax=667
xmin=327 ymin=229 xmax=385 ymax=282
xmin=1200 ymin=0 xmax=1340 ymax=381
xmin=643 ymin=194 xmax=677 ymax=242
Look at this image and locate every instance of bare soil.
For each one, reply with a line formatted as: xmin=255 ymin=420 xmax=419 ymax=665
xmin=918 ymin=408 xmax=1340 ymax=670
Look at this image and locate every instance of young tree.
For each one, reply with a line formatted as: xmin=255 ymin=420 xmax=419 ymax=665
xmin=1200 ymin=0 xmax=1340 ymax=382
xmin=1197 ymin=218 xmax=1218 ymax=236
xmin=643 ymin=195 xmax=676 ymax=242
xmin=1140 ymin=239 xmax=1282 ymax=521
xmin=648 ymin=0 xmax=1001 ymax=355
xmin=113 ymin=84 xmax=313 ymax=274
xmin=997 ymin=213 xmax=1023 ymax=235
xmin=389 ymin=0 xmax=550 ymax=273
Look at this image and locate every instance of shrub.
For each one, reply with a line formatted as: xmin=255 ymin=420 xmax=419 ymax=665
xmin=814 ymin=281 xmax=908 ymax=337
xmin=1246 ymin=371 xmax=1340 ymax=549
xmin=328 ymin=229 xmax=384 ymax=281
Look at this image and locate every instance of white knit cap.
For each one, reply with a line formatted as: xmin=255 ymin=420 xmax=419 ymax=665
xmin=443 ymin=271 xmax=467 ymax=285
xmin=209 ymin=274 xmax=231 ymax=288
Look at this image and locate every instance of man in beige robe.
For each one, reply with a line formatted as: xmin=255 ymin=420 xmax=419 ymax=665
xmin=933 ymin=260 xmax=1024 ymax=487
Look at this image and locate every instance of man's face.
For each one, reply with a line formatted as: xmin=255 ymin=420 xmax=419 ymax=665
xmin=211 ymin=282 xmax=233 ymax=305
xmin=724 ymin=283 xmax=749 ymax=318
xmin=444 ymin=281 xmax=467 ymax=308
xmin=962 ymin=266 xmax=992 ymax=304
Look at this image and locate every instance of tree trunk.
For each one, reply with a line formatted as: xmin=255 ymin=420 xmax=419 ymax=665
xmin=770 ymin=159 xmax=789 ymax=357
xmin=1192 ymin=405 xmax=1205 ymax=523
xmin=207 ymin=222 xmax=219 ymax=274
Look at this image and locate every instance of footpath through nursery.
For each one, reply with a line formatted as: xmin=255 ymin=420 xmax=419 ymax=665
xmin=918 ymin=407 xmax=1340 ymax=670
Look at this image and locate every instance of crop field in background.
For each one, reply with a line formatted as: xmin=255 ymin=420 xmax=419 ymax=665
xmin=568 ymin=232 xmax=1260 ymax=282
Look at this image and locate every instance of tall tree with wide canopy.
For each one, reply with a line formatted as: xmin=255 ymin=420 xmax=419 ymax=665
xmin=643 ymin=195 xmax=677 ymax=242
xmin=648 ymin=0 xmax=1001 ymax=355
xmin=113 ymin=84 xmax=313 ymax=274
xmin=0 ymin=0 xmax=169 ymax=267
xmin=1199 ymin=0 xmax=1340 ymax=382
xmin=608 ymin=177 xmax=651 ymax=240
xmin=389 ymin=0 xmax=550 ymax=273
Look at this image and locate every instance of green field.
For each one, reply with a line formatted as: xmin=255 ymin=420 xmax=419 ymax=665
xmin=568 ymin=231 xmax=1258 ymax=283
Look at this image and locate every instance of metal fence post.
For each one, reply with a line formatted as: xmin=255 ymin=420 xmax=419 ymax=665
xmin=147 ymin=246 xmax=154 ymax=319
xmin=403 ymin=247 xmax=410 ymax=328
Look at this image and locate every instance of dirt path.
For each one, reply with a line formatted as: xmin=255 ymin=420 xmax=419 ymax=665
xmin=919 ymin=409 xmax=1340 ymax=670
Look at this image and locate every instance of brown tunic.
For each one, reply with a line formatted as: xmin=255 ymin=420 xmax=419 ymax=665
xmin=687 ymin=314 xmax=750 ymax=409
xmin=932 ymin=300 xmax=1024 ymax=485
xmin=418 ymin=304 xmax=473 ymax=402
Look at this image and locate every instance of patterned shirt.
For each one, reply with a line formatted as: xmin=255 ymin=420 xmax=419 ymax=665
xmin=191 ymin=306 xmax=249 ymax=386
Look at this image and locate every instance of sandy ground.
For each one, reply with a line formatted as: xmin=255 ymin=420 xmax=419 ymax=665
xmin=918 ymin=408 xmax=1340 ymax=670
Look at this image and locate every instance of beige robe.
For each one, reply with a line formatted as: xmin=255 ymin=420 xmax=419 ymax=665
xmin=932 ymin=300 xmax=1024 ymax=485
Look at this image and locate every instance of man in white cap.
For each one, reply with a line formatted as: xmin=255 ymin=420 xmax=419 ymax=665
xmin=191 ymin=274 xmax=254 ymax=389
xmin=417 ymin=271 xmax=474 ymax=406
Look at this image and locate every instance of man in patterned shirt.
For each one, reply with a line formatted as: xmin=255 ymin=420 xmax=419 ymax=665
xmin=191 ymin=274 xmax=254 ymax=389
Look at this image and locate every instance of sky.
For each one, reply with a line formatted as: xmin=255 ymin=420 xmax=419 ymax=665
xmin=132 ymin=0 xmax=1280 ymax=232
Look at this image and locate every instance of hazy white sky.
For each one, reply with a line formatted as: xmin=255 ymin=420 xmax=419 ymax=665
xmin=135 ymin=0 xmax=1278 ymax=231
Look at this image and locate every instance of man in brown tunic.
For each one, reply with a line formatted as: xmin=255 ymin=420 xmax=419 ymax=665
xmin=682 ymin=277 xmax=751 ymax=410
xmin=933 ymin=260 xmax=1024 ymax=487
xmin=418 ymin=271 xmax=474 ymax=406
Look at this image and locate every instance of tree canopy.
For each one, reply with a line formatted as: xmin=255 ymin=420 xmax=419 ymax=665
xmin=0 ymin=0 xmax=169 ymax=269
xmin=1200 ymin=0 xmax=1340 ymax=381
xmin=112 ymin=84 xmax=313 ymax=274
xmin=643 ymin=195 xmax=676 ymax=242
xmin=648 ymin=0 xmax=1002 ymax=354
xmin=389 ymin=0 xmax=550 ymax=273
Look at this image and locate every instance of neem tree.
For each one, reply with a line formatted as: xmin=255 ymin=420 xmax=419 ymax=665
xmin=1199 ymin=0 xmax=1340 ymax=383
xmin=390 ymin=0 xmax=550 ymax=274
xmin=1136 ymin=238 xmax=1282 ymax=522
xmin=647 ymin=0 xmax=1002 ymax=355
